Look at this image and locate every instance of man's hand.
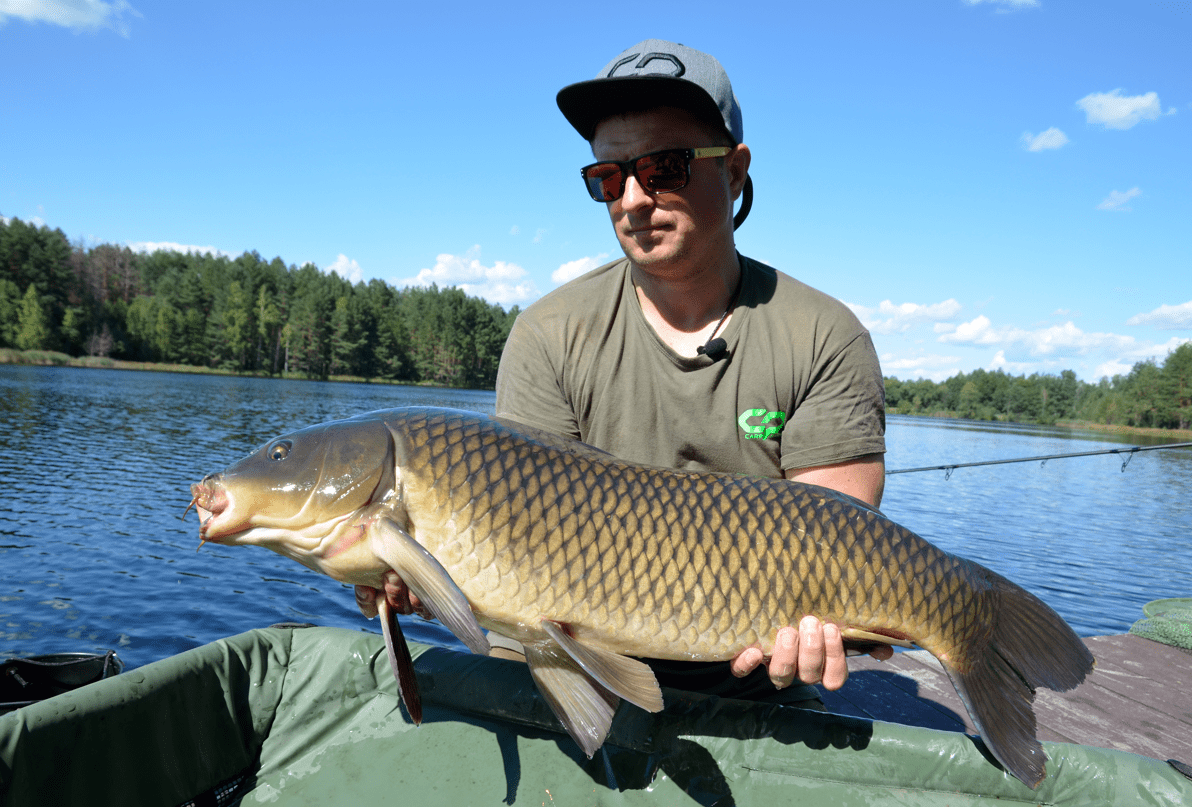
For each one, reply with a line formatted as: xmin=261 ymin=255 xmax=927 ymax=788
xmin=354 ymin=571 xmax=432 ymax=620
xmin=730 ymin=615 xmax=892 ymax=691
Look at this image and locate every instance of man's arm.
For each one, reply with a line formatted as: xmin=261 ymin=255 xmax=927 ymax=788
xmin=730 ymin=454 xmax=891 ymax=690
xmin=787 ymin=452 xmax=885 ymax=509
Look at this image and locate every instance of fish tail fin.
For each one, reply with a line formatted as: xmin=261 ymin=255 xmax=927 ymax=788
xmin=942 ymin=573 xmax=1095 ymax=789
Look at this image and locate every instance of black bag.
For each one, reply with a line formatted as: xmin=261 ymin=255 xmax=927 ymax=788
xmin=1 ymin=651 xmax=124 ymax=714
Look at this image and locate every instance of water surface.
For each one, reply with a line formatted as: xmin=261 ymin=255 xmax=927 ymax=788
xmin=2 ymin=366 xmax=1188 ymax=667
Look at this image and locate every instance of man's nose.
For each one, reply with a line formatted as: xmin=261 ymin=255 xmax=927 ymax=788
xmin=619 ymin=173 xmax=654 ymax=213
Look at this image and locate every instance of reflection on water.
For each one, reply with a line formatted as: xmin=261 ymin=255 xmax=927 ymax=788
xmin=1 ymin=368 xmax=1189 ymax=668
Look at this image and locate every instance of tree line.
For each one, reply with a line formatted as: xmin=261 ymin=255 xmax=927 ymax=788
xmin=885 ymin=347 xmax=1192 ymax=431
xmin=0 ymin=217 xmax=517 ymax=387
xmin=3 ymin=216 xmax=1189 ymax=430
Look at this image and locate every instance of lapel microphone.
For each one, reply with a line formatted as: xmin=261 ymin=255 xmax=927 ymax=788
xmin=697 ymin=337 xmax=728 ymax=360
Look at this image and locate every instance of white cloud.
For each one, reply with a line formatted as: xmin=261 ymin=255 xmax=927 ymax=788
xmin=987 ymin=350 xmax=1042 ymax=375
xmin=0 ymin=0 xmax=141 ymax=36
xmin=1020 ymin=127 xmax=1069 ymax=151
xmin=1127 ymin=300 xmax=1192 ymax=329
xmin=127 ymin=240 xmax=232 ymax=258
xmin=1096 ymin=187 xmax=1141 ymax=211
xmin=325 ymin=254 xmax=363 ymax=284
xmin=552 ymin=254 xmax=610 ymax=285
xmin=847 ymin=298 xmax=962 ymax=335
xmin=879 ymin=353 xmax=962 ymax=381
xmin=939 ymin=315 xmax=1138 ymax=357
xmin=394 ymin=245 xmax=539 ymax=308
xmin=509 ymin=225 xmax=520 ymax=236
xmin=1077 ymin=89 xmax=1169 ymax=130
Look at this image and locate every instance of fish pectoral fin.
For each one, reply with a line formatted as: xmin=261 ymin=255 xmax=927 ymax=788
xmin=378 ymin=595 xmax=422 ymax=725
xmin=523 ymin=641 xmax=620 ymax=759
xmin=840 ymin=627 xmax=915 ymax=649
xmin=371 ymin=517 xmax=491 ymax=657
xmin=540 ymin=620 xmax=664 ymax=714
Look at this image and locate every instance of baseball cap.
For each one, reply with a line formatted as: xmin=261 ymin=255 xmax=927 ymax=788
xmin=556 ymin=39 xmax=743 ymax=144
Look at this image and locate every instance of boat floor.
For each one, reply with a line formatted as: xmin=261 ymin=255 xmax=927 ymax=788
xmin=820 ymin=634 xmax=1191 ymax=765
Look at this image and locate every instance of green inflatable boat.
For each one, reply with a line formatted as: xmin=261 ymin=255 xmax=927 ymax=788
xmin=2 ymin=626 xmax=1189 ymax=806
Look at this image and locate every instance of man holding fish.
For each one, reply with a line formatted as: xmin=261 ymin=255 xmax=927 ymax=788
xmin=360 ymin=40 xmax=891 ymax=704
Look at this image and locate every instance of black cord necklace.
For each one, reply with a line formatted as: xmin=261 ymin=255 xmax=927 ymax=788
xmin=696 ymin=269 xmax=743 ymax=360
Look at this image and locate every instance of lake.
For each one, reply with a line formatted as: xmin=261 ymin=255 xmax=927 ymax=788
xmin=2 ymin=365 xmax=1189 ymax=669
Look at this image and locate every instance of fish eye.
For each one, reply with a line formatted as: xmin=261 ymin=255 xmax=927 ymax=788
xmin=269 ymin=440 xmax=292 ymax=461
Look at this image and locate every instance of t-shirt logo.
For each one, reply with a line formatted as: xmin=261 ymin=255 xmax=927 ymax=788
xmin=738 ymin=408 xmax=785 ymax=440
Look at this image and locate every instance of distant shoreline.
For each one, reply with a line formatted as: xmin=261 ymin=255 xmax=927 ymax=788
xmin=6 ymin=348 xmax=1188 ymax=440
xmin=0 ymin=348 xmax=467 ymax=389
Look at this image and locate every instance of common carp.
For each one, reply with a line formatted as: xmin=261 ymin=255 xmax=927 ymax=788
xmin=189 ymin=406 xmax=1093 ymax=788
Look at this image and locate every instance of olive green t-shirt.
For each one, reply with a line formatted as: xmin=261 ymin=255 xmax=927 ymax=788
xmin=494 ymin=254 xmax=885 ymax=703
xmin=495 ymin=254 xmax=885 ymax=477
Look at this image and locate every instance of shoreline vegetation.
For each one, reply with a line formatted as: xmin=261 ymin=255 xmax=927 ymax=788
xmin=4 ymin=348 xmax=1190 ymax=442
xmin=2 ymin=215 xmax=1189 ymax=436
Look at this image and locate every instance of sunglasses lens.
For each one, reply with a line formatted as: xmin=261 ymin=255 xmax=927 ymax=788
xmin=637 ymin=150 xmax=689 ymax=193
xmin=583 ymin=163 xmax=623 ymax=202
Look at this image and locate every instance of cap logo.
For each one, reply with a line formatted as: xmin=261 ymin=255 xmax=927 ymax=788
xmin=606 ymin=52 xmax=685 ymax=79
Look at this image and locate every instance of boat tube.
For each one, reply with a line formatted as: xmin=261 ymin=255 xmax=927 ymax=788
xmin=2 ymin=626 xmax=1189 ymax=806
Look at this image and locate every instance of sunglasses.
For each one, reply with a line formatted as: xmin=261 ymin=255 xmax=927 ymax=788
xmin=580 ymin=146 xmax=733 ymax=203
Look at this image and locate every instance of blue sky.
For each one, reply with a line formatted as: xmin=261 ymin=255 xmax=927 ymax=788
xmin=2 ymin=0 xmax=1188 ymax=382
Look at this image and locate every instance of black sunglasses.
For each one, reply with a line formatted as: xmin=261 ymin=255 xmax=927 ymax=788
xmin=580 ymin=146 xmax=733 ymax=203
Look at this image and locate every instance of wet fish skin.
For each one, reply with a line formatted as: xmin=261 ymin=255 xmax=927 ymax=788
xmin=191 ymin=406 xmax=1094 ymax=789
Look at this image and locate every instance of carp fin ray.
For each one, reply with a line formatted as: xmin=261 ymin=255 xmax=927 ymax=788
xmin=378 ymin=595 xmax=422 ymax=725
xmin=840 ymin=627 xmax=914 ymax=649
xmin=540 ymin=620 xmax=664 ymax=714
xmin=523 ymin=641 xmax=620 ymax=759
xmin=371 ymin=517 xmax=491 ymax=657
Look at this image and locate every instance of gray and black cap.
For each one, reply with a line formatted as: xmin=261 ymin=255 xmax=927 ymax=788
xmin=556 ymin=39 xmax=744 ymax=144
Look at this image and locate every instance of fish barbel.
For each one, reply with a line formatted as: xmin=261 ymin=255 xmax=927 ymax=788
xmin=189 ymin=407 xmax=1093 ymax=788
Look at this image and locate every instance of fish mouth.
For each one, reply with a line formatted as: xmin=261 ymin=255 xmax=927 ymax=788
xmin=188 ymin=474 xmax=241 ymax=544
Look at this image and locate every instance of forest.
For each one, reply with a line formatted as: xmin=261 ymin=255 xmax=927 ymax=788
xmin=0 ymin=217 xmax=516 ymax=388
xmin=2 ymin=216 xmax=1189 ymax=430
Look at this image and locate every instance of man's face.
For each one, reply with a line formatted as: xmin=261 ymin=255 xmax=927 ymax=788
xmin=591 ymin=107 xmax=748 ymax=279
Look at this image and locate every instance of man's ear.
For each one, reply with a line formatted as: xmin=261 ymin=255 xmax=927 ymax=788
xmin=727 ymin=144 xmax=751 ymax=201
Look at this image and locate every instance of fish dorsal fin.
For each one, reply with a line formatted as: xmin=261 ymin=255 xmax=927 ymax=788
xmin=377 ymin=595 xmax=422 ymax=724
xmin=540 ymin=620 xmax=664 ymax=714
xmin=371 ymin=517 xmax=491 ymax=656
xmin=523 ymin=641 xmax=620 ymax=758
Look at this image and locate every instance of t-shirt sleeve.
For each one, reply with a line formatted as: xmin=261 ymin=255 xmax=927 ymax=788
xmin=494 ymin=314 xmax=582 ymax=439
xmin=780 ymin=330 xmax=886 ymax=471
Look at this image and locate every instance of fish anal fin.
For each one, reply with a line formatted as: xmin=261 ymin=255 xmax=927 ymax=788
xmin=523 ymin=641 xmax=619 ymax=758
xmin=378 ymin=595 xmax=422 ymax=725
xmin=371 ymin=517 xmax=491 ymax=657
xmin=541 ymin=620 xmax=664 ymax=713
xmin=840 ymin=627 xmax=915 ymax=649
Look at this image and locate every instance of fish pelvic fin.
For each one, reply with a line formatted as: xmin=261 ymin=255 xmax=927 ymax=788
xmin=540 ymin=620 xmax=664 ymax=714
xmin=371 ymin=517 xmax=491 ymax=657
xmin=378 ymin=595 xmax=422 ymax=725
xmin=524 ymin=641 xmax=621 ymax=758
xmin=944 ymin=572 xmax=1096 ymax=790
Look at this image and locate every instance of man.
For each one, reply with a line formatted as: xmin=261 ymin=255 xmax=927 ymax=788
xmin=493 ymin=40 xmax=890 ymax=703
xmin=362 ymin=40 xmax=890 ymax=703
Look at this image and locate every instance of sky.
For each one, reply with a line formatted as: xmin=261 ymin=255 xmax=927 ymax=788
xmin=1 ymin=0 xmax=1188 ymax=383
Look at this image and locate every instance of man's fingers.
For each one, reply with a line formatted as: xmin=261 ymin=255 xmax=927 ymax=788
xmin=820 ymin=622 xmax=849 ymax=690
xmin=768 ymin=626 xmax=798 ymax=689
xmin=354 ymin=585 xmax=380 ymax=618
xmin=796 ymin=615 xmax=826 ymax=684
xmin=731 ymin=645 xmax=765 ymax=677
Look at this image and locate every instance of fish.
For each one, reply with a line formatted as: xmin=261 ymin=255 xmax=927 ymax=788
xmin=188 ymin=406 xmax=1094 ymax=788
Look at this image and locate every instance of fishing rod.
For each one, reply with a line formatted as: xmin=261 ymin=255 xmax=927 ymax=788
xmin=887 ymin=441 xmax=1192 ymax=479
